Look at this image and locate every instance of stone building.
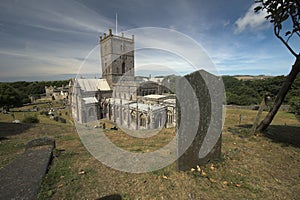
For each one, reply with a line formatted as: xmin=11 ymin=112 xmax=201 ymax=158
xmin=71 ymin=29 xmax=176 ymax=129
xmin=45 ymin=85 xmax=69 ymax=100
xmin=99 ymin=93 xmax=176 ymax=130
xmin=100 ymin=29 xmax=135 ymax=87
xmin=71 ymin=79 xmax=111 ymax=123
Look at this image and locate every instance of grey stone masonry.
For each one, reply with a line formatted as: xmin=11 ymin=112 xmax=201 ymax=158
xmin=0 ymin=137 xmax=55 ymax=200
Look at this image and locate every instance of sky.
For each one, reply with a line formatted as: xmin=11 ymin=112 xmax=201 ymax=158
xmin=0 ymin=0 xmax=299 ymax=81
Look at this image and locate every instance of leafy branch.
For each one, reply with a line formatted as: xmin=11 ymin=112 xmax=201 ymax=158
xmin=255 ymin=0 xmax=299 ymax=57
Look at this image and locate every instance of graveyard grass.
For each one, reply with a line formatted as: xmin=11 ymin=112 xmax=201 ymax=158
xmin=0 ymin=106 xmax=300 ymax=199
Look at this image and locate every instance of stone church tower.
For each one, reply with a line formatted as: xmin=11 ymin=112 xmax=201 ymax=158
xmin=100 ymin=29 xmax=135 ymax=87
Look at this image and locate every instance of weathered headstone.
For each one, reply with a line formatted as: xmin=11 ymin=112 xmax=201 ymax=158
xmin=0 ymin=137 xmax=55 ymax=200
xmin=25 ymin=137 xmax=56 ymax=150
xmin=177 ymin=70 xmax=224 ymax=171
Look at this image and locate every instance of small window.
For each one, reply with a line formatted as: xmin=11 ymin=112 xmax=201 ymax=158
xmin=122 ymin=62 xmax=125 ymax=74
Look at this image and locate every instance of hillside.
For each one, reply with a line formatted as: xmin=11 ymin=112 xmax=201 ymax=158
xmin=0 ymin=104 xmax=299 ymax=199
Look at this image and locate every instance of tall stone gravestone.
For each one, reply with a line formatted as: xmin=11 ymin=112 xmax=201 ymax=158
xmin=177 ymin=70 xmax=224 ymax=171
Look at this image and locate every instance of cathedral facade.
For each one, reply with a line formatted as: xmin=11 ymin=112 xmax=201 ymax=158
xmin=71 ymin=29 xmax=176 ymax=129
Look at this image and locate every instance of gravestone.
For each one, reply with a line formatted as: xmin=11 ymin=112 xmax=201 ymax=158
xmin=177 ymin=70 xmax=224 ymax=171
xmin=0 ymin=137 xmax=55 ymax=200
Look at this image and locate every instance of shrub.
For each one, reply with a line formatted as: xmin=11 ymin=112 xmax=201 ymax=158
xmin=289 ymin=97 xmax=300 ymax=115
xmin=53 ymin=116 xmax=59 ymax=121
xmin=40 ymin=111 xmax=48 ymax=116
xmin=22 ymin=115 xmax=39 ymax=123
xmin=59 ymin=117 xmax=66 ymax=123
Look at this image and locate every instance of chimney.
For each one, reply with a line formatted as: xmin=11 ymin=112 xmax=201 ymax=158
xmin=109 ymin=29 xmax=112 ymax=36
xmin=132 ymin=34 xmax=134 ymax=41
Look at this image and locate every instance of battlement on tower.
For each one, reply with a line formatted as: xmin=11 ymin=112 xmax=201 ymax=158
xmin=99 ymin=29 xmax=134 ymax=43
xmin=99 ymin=29 xmax=135 ymax=88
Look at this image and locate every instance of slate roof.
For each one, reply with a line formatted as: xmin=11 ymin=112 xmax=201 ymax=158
xmin=76 ymin=79 xmax=111 ymax=91
xmin=83 ymin=97 xmax=98 ymax=104
xmin=129 ymin=102 xmax=165 ymax=112
xmin=143 ymin=94 xmax=166 ymax=100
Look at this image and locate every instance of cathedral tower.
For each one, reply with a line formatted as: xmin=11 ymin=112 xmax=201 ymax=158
xmin=100 ymin=29 xmax=135 ymax=87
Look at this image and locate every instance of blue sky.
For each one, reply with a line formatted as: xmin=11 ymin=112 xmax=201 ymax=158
xmin=0 ymin=0 xmax=299 ymax=81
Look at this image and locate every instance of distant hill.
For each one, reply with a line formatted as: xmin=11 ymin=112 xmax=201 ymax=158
xmin=222 ymin=74 xmax=300 ymax=106
xmin=233 ymin=75 xmax=274 ymax=81
xmin=0 ymin=80 xmax=70 ymax=107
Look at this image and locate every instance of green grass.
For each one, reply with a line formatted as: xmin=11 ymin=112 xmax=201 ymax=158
xmin=38 ymin=151 xmax=78 ymax=199
xmin=0 ymin=138 xmax=25 ymax=168
xmin=0 ymin=105 xmax=300 ymax=199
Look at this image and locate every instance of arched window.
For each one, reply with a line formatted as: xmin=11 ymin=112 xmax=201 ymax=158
xmin=131 ymin=111 xmax=136 ymax=122
xmin=167 ymin=110 xmax=173 ymax=124
xmin=88 ymin=108 xmax=94 ymax=117
xmin=122 ymin=62 xmax=126 ymax=74
xmin=155 ymin=113 xmax=162 ymax=128
xmin=82 ymin=111 xmax=87 ymax=123
xmin=140 ymin=114 xmax=146 ymax=127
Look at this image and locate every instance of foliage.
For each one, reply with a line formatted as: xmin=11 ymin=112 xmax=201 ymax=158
xmin=22 ymin=115 xmax=40 ymax=123
xmin=40 ymin=111 xmax=49 ymax=116
xmin=286 ymin=73 xmax=300 ymax=100
xmin=255 ymin=0 xmax=299 ymax=57
xmin=222 ymin=75 xmax=300 ymax=106
xmin=254 ymin=0 xmax=299 ymax=132
xmin=0 ymin=83 xmax=26 ymax=107
xmin=288 ymin=96 xmax=300 ymax=115
xmin=0 ymin=80 xmax=69 ymax=107
xmin=9 ymin=80 xmax=69 ymax=96
xmin=53 ymin=116 xmax=67 ymax=124
xmin=223 ymin=76 xmax=263 ymax=105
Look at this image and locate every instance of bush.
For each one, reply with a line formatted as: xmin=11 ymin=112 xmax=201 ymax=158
xmin=53 ymin=116 xmax=59 ymax=121
xmin=289 ymin=97 xmax=300 ymax=115
xmin=59 ymin=117 xmax=66 ymax=123
xmin=50 ymin=116 xmax=66 ymax=123
xmin=40 ymin=111 xmax=48 ymax=116
xmin=22 ymin=116 xmax=39 ymax=123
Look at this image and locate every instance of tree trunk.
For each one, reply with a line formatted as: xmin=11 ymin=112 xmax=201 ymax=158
xmin=256 ymin=55 xmax=300 ymax=132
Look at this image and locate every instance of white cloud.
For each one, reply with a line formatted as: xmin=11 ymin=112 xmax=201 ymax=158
xmin=0 ymin=0 xmax=111 ymax=79
xmin=234 ymin=4 xmax=269 ymax=34
xmin=124 ymin=27 xmax=218 ymax=75
xmin=0 ymin=0 xmax=117 ymax=34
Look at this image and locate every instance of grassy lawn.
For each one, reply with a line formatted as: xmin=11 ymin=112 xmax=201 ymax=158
xmin=0 ymin=105 xmax=300 ymax=199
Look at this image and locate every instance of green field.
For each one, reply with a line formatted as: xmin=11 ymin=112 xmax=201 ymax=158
xmin=0 ymin=105 xmax=299 ymax=199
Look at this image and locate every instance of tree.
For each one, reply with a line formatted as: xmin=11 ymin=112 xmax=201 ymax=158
xmin=289 ymin=96 xmax=300 ymax=115
xmin=254 ymin=0 xmax=300 ymax=132
xmin=0 ymin=83 xmax=23 ymax=107
xmin=223 ymin=76 xmax=261 ymax=105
